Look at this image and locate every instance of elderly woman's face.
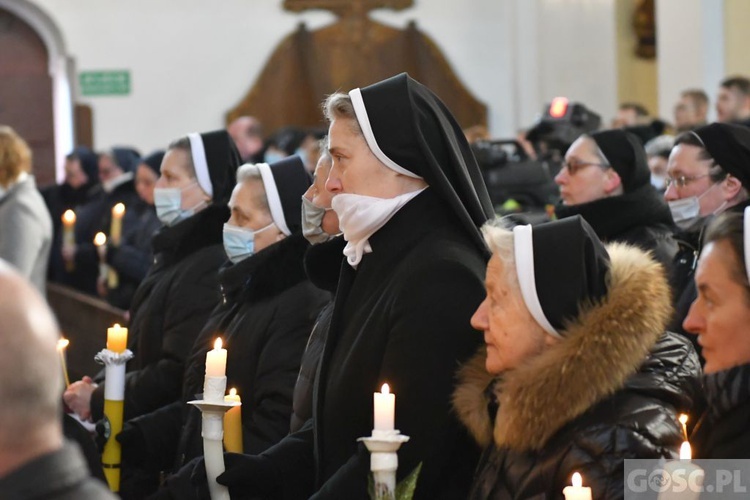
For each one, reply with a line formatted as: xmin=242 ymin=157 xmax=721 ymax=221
xmin=303 ymin=156 xmax=340 ymax=235
xmin=227 ymin=179 xmax=283 ymax=254
xmin=683 ymin=240 xmax=750 ymax=374
xmin=471 ymin=254 xmax=550 ymax=374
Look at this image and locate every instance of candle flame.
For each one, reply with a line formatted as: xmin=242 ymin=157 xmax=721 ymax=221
xmin=229 ymin=388 xmax=237 ymax=396
xmin=680 ymin=441 xmax=692 ymax=460
xmin=113 ymin=323 xmax=121 ymax=328
xmin=381 ymin=383 xmax=390 ymax=395
xmin=57 ymin=338 xmax=69 ymax=350
xmin=679 ymin=414 xmax=688 ymax=425
xmin=62 ymin=209 xmax=76 ymax=224
xmin=94 ymin=232 xmax=107 ymax=246
xmin=112 ymin=203 xmax=126 ymax=216
xmin=214 ymin=337 xmax=223 ymax=350
xmin=572 ymin=472 xmax=582 ymax=488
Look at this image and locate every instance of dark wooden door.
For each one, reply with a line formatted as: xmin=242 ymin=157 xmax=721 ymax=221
xmin=0 ymin=7 xmax=55 ymax=188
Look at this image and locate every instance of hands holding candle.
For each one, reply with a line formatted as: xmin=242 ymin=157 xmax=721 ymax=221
xmin=563 ymin=472 xmax=592 ymax=500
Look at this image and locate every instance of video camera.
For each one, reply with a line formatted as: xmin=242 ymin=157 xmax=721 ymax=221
xmin=472 ymin=97 xmax=601 ymax=216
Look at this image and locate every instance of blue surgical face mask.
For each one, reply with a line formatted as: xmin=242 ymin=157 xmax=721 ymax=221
xmin=222 ymin=222 xmax=276 ymax=264
xmin=154 ymin=182 xmax=203 ymax=226
xmin=264 ymin=151 xmax=286 ymax=164
xmin=301 ymin=196 xmax=334 ymax=245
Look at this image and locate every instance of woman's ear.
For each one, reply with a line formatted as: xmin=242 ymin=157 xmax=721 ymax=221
xmin=722 ymin=174 xmax=744 ymax=201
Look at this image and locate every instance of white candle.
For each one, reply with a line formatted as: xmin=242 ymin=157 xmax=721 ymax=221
xmin=110 ymin=203 xmax=126 ymax=246
xmin=657 ymin=442 xmax=704 ymax=500
xmin=205 ymin=337 xmax=227 ymax=378
xmin=62 ymin=210 xmax=76 ymax=245
xmin=57 ymin=338 xmax=70 ymax=388
xmin=373 ymin=383 xmax=395 ymax=432
xmin=563 ymin=472 xmax=592 ymax=500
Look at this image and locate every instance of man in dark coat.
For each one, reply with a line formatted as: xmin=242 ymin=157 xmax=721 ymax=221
xmin=0 ymin=262 xmax=115 ymax=500
xmin=63 ymin=131 xmax=241 ymax=426
xmin=455 ymin=217 xmax=701 ymax=499
xmin=665 ymin=124 xmax=750 ymax=350
xmin=118 ymin=157 xmax=330 ymax=498
xmin=685 ymin=210 xmax=750 ymax=458
xmin=199 ymin=73 xmax=494 ymax=499
xmin=554 ymin=129 xmax=678 ymax=268
xmin=61 ymin=146 xmax=142 ymax=296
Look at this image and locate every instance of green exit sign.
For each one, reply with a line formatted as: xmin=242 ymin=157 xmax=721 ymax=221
xmin=79 ymin=70 xmax=131 ymax=96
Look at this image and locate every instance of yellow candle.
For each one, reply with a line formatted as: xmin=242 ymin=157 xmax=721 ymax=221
xmin=373 ymin=383 xmax=395 ymax=432
xmin=563 ymin=472 xmax=592 ymax=500
xmin=94 ymin=232 xmax=107 ymax=260
xmin=107 ymin=323 xmax=128 ymax=353
xmin=223 ymin=388 xmax=243 ymax=453
xmin=110 ymin=203 xmax=126 ymax=246
xmin=205 ymin=337 xmax=227 ymax=378
xmin=57 ymin=338 xmax=70 ymax=387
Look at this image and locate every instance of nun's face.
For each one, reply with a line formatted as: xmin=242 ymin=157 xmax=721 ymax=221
xmin=98 ymin=154 xmax=122 ymax=183
xmin=157 ymin=148 xmax=210 ymax=209
xmin=683 ymin=240 xmax=750 ymax=374
xmin=304 ymin=155 xmax=340 ymax=234
xmin=135 ymin=164 xmax=158 ymax=206
xmin=555 ymin=137 xmax=619 ymax=205
xmin=664 ymin=144 xmax=725 ymax=215
xmin=326 ymin=118 xmax=409 ymax=198
xmin=64 ymin=158 xmax=88 ymax=189
xmin=471 ymin=255 xmax=550 ymax=374
xmin=228 ymin=179 xmax=284 ymax=253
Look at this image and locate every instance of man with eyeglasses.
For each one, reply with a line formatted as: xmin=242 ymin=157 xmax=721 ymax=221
xmin=553 ymin=129 xmax=678 ymax=267
xmin=665 ymin=123 xmax=750 ymax=346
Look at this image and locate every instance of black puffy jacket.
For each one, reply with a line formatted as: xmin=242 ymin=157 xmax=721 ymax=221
xmin=453 ymin=243 xmax=702 ymax=500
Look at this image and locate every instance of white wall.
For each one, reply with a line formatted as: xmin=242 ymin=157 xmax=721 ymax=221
xmin=28 ymin=0 xmax=622 ymax=154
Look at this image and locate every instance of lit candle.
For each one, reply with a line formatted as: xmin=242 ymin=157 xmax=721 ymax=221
xmin=110 ymin=203 xmax=126 ymax=246
xmin=658 ymin=441 xmax=704 ymax=500
xmin=679 ymin=414 xmax=689 ymax=441
xmin=62 ymin=210 xmax=76 ymax=272
xmin=57 ymin=338 xmax=70 ymax=387
xmin=223 ymin=388 xmax=243 ymax=453
xmin=206 ymin=337 xmax=227 ymax=378
xmin=373 ymin=383 xmax=395 ymax=432
xmin=563 ymin=472 xmax=592 ymax=500
xmin=94 ymin=232 xmax=107 ymax=260
xmin=107 ymin=323 xmax=128 ymax=353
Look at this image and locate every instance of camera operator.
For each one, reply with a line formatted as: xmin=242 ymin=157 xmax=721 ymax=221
xmin=554 ymin=129 xmax=678 ymax=268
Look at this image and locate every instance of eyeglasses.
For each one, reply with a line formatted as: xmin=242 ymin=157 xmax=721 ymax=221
xmin=561 ymin=160 xmax=611 ymax=176
xmin=664 ymin=174 xmax=709 ymax=189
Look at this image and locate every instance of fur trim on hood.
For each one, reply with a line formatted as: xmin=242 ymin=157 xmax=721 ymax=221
xmin=453 ymin=243 xmax=673 ymax=452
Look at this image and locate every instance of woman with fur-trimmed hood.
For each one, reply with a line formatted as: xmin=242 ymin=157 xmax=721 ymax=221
xmin=454 ymin=216 xmax=702 ymax=499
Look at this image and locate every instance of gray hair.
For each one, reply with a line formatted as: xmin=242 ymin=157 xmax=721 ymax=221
xmin=0 ymin=263 xmax=62 ymax=447
xmin=481 ymin=218 xmax=519 ymax=291
xmin=235 ymin=163 xmax=269 ymax=212
xmin=322 ymin=92 xmax=363 ymax=135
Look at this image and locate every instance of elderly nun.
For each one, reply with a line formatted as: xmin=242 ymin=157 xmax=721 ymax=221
xmin=454 ymin=216 xmax=702 ymax=499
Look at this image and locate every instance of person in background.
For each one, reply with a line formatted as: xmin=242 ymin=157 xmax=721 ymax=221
xmin=457 ymin=216 xmax=700 ymax=499
xmin=644 ymin=134 xmax=674 ymax=192
xmin=63 ymin=131 xmax=241 ymax=431
xmin=611 ymin=102 xmax=650 ymax=128
xmin=227 ymin=116 xmax=265 ymax=163
xmin=686 ymin=209 xmax=750 ymax=458
xmin=43 ymin=146 xmax=101 ymax=282
xmin=716 ymin=76 xmax=750 ymax=126
xmin=674 ymin=89 xmax=709 ymax=132
xmin=0 ymin=126 xmax=53 ymax=293
xmin=62 ymin=146 xmax=141 ymax=296
xmin=554 ymin=129 xmax=678 ymax=268
xmin=0 ymin=261 xmax=116 ymax=499
xmin=665 ymin=123 xmax=750 ymax=352
xmin=101 ymin=150 xmax=164 ymax=310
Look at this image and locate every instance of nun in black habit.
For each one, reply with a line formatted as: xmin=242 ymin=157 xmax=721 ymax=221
xmin=555 ymin=129 xmax=678 ymax=268
xmin=63 ymin=130 xmax=241 ymax=426
xmin=191 ymin=73 xmax=494 ymax=499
